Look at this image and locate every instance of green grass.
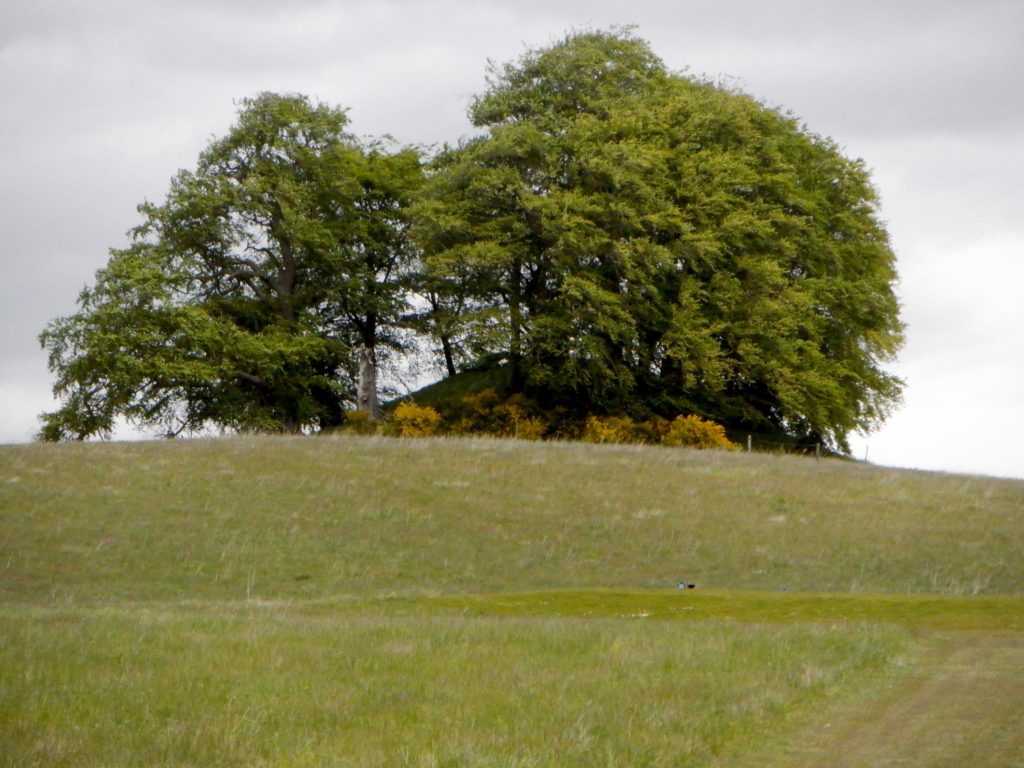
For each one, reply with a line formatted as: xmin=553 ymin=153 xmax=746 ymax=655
xmin=2 ymin=435 xmax=1022 ymax=604
xmin=398 ymin=365 xmax=509 ymax=411
xmin=0 ymin=603 xmax=907 ymax=768
xmin=1 ymin=435 xmax=1022 ymax=766
xmin=411 ymin=588 xmax=1024 ymax=632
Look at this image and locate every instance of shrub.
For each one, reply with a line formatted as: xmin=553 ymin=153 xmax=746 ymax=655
xmin=448 ymin=388 xmax=503 ymax=435
xmin=662 ymin=414 xmax=739 ymax=450
xmin=391 ymin=402 xmax=443 ymax=437
xmin=632 ymin=416 xmax=670 ymax=445
xmin=493 ymin=396 xmax=547 ymax=439
xmin=582 ymin=415 xmax=640 ymax=444
xmin=514 ymin=416 xmax=548 ymax=441
xmin=343 ymin=409 xmax=380 ymax=435
xmin=447 ymin=389 xmax=547 ymax=438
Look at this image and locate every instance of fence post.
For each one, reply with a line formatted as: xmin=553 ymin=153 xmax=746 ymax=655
xmin=746 ymin=434 xmax=752 ymax=452
xmin=815 ymin=442 xmax=821 ymax=459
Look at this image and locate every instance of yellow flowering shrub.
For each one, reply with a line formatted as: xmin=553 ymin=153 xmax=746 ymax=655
xmin=391 ymin=402 xmax=443 ymax=437
xmin=661 ymin=414 xmax=738 ymax=450
xmin=514 ymin=416 xmax=548 ymax=440
xmin=582 ymin=415 xmax=640 ymax=444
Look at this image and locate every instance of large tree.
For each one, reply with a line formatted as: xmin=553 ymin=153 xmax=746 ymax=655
xmin=40 ymin=93 xmax=421 ymax=439
xmin=414 ymin=30 xmax=903 ymax=451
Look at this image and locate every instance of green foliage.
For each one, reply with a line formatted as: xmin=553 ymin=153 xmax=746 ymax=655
xmin=342 ymin=409 xmax=380 ymax=435
xmin=401 ymin=366 xmax=510 ymax=413
xmin=415 ymin=30 xmax=903 ymax=451
xmin=390 ymin=401 xmax=442 ymax=437
xmin=446 ymin=387 xmax=503 ymax=434
xmin=39 ymin=93 xmax=422 ymax=440
xmin=441 ymin=388 xmax=542 ymax=438
xmin=662 ymin=414 xmax=740 ymax=450
xmin=41 ymin=30 xmax=904 ymax=450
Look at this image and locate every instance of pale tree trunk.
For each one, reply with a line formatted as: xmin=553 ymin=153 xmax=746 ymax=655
xmin=508 ymin=257 xmax=524 ymax=391
xmin=356 ymin=346 xmax=381 ymax=420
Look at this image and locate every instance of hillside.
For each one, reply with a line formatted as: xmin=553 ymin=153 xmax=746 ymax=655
xmin=3 ymin=434 xmax=1021 ymax=603
xmin=2 ymin=435 xmax=1023 ymax=768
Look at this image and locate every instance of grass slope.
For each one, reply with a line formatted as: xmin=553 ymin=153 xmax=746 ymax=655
xmin=1 ymin=435 xmax=1022 ymax=767
xmin=2 ymin=435 xmax=1022 ymax=603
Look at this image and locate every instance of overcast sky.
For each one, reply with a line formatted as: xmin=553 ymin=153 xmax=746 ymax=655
xmin=2 ymin=0 xmax=1021 ymax=478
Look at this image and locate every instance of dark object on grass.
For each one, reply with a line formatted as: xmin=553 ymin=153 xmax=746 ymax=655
xmin=678 ymin=581 xmax=696 ymax=589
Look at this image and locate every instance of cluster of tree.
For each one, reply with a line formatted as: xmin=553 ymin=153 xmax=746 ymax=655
xmin=40 ymin=30 xmax=903 ymax=452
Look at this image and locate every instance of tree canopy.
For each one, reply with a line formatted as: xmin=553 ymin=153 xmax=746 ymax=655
xmin=414 ymin=30 xmax=903 ymax=450
xmin=40 ymin=93 xmax=421 ymax=439
xmin=41 ymin=31 xmax=902 ymax=451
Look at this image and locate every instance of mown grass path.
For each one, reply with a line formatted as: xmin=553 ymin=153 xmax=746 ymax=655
xmin=769 ymin=632 xmax=1024 ymax=768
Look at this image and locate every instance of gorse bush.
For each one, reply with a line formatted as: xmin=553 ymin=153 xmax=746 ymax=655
xmin=514 ymin=416 xmax=548 ymax=441
xmin=662 ymin=414 xmax=740 ymax=451
xmin=494 ymin=396 xmax=552 ymax=439
xmin=391 ymin=402 xmax=443 ymax=437
xmin=582 ymin=415 xmax=641 ymax=444
xmin=369 ymin=390 xmax=734 ymax=450
xmin=434 ymin=387 xmax=738 ymax=450
xmin=446 ymin=388 xmax=504 ymax=435
xmin=445 ymin=389 xmax=549 ymax=439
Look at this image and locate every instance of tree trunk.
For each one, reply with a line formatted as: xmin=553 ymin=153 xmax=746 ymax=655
xmin=509 ymin=258 xmax=524 ymax=391
xmin=441 ymin=335 xmax=457 ymax=377
xmin=356 ymin=346 xmax=381 ymax=420
xmin=270 ymin=212 xmax=297 ymax=322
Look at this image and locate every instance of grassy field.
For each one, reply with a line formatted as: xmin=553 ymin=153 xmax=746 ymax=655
xmin=3 ymin=435 xmax=1022 ymax=602
xmin=1 ymin=435 xmax=1022 ymax=766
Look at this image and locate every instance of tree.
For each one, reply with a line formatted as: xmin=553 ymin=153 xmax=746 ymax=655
xmin=414 ymin=30 xmax=668 ymax=395
xmin=414 ymin=30 xmax=903 ymax=451
xmin=40 ymin=93 xmax=421 ymax=440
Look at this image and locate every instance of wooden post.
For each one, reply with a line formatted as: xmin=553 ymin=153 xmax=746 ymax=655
xmin=746 ymin=434 xmax=752 ymax=452
xmin=815 ymin=442 xmax=821 ymax=460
